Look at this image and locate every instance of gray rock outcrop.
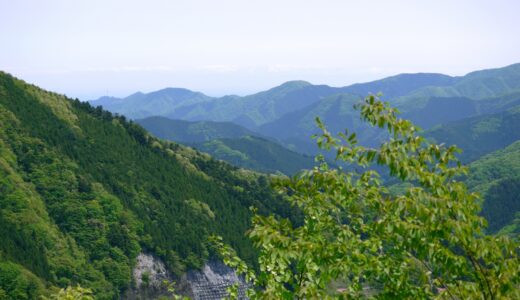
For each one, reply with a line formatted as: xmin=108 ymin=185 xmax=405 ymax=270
xmin=183 ymin=261 xmax=249 ymax=299
xmin=126 ymin=253 xmax=249 ymax=299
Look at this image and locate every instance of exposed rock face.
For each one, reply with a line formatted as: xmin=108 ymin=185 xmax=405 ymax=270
xmin=133 ymin=253 xmax=170 ymax=289
xmin=183 ymin=261 xmax=248 ymax=300
xmin=126 ymin=253 xmax=248 ymax=299
xmin=126 ymin=253 xmax=172 ymax=299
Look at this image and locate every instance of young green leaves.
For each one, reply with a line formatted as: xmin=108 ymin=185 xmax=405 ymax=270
xmin=213 ymin=95 xmax=520 ymax=299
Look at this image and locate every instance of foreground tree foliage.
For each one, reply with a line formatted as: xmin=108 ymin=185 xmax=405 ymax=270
xmin=42 ymin=286 xmax=94 ymax=300
xmin=214 ymin=95 xmax=520 ymax=299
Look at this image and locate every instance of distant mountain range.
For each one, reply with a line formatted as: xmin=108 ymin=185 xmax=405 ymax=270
xmin=91 ymin=63 xmax=520 ymax=155
xmin=90 ymin=62 xmax=520 ymax=237
xmin=3 ymin=63 xmax=520 ymax=298
xmin=89 ymin=73 xmax=461 ymax=128
xmin=93 ymin=88 xmax=213 ymax=120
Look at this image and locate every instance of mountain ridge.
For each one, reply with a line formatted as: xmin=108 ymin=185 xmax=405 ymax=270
xmin=136 ymin=116 xmax=261 ymax=143
xmin=0 ymin=71 xmax=291 ymax=298
xmin=136 ymin=116 xmax=316 ymax=175
xmin=90 ymin=63 xmax=520 ymax=134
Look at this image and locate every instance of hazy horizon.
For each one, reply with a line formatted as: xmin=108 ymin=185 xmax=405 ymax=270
xmin=87 ymin=61 xmax=519 ymax=101
xmin=2 ymin=0 xmax=520 ymax=100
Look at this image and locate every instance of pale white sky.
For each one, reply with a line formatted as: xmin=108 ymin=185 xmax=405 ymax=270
xmin=1 ymin=0 xmax=519 ymax=99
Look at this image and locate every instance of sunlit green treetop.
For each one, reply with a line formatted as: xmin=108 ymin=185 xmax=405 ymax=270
xmin=213 ymin=94 xmax=520 ymax=299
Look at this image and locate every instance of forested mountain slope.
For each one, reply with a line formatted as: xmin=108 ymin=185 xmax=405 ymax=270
xmin=258 ymin=82 xmax=520 ymax=156
xmin=257 ymin=93 xmax=381 ymax=154
xmin=94 ymin=88 xmax=213 ymax=120
xmin=135 ymin=116 xmax=315 ymax=175
xmin=0 ymin=72 xmax=290 ymax=299
xmin=393 ymin=63 xmax=520 ymax=112
xmin=427 ymin=103 xmax=520 ymax=162
xmin=191 ymin=135 xmax=316 ymax=175
xmin=135 ymin=116 xmax=260 ymax=143
xmin=466 ymin=141 xmax=520 ymax=234
xmin=391 ymin=136 xmax=520 ymax=236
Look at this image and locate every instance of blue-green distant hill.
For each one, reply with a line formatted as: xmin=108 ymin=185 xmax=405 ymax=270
xmin=90 ymin=71 xmax=464 ymax=128
xmin=136 ymin=116 xmax=260 ymax=143
xmin=136 ymin=116 xmax=315 ymax=175
xmin=94 ymin=88 xmax=213 ymax=120
xmin=427 ymin=102 xmax=520 ymax=163
xmin=191 ymin=136 xmax=316 ymax=175
xmin=92 ymin=63 xmax=520 ymax=157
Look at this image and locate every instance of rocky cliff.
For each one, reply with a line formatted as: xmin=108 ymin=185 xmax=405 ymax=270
xmin=126 ymin=253 xmax=248 ymax=299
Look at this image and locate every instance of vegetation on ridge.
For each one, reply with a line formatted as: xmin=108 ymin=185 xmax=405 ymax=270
xmin=0 ymin=71 xmax=292 ymax=299
xmin=193 ymin=135 xmax=316 ymax=175
xmin=215 ymin=95 xmax=520 ymax=299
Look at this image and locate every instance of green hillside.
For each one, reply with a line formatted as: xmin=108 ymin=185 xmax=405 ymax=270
xmin=192 ymin=136 xmax=316 ymax=175
xmin=427 ymin=103 xmax=520 ymax=162
xmin=184 ymin=80 xmax=320 ymax=128
xmin=135 ymin=116 xmax=260 ymax=143
xmin=0 ymin=72 xmax=290 ymax=299
xmin=395 ymin=63 xmax=520 ymax=111
xmin=258 ymin=93 xmax=392 ymax=154
xmin=92 ymin=88 xmax=213 ymax=120
xmin=256 ymin=66 xmax=520 ymax=156
xmin=388 ymin=135 xmax=520 ymax=237
xmin=183 ymin=75 xmax=456 ymax=128
xmin=135 ymin=116 xmax=316 ymax=175
xmin=465 ymin=141 xmax=520 ymax=234
xmin=343 ymin=72 xmax=456 ymax=99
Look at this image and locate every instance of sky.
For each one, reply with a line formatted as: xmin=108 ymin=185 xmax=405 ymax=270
xmin=1 ymin=0 xmax=520 ymax=100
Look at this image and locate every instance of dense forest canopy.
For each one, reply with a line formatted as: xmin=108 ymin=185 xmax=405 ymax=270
xmin=0 ymin=71 xmax=293 ymax=299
